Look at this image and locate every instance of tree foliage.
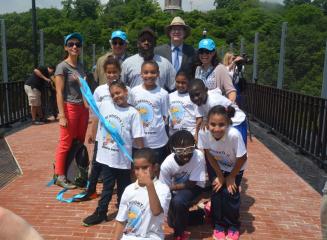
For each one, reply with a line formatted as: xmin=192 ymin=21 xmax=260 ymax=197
xmin=0 ymin=0 xmax=326 ymax=96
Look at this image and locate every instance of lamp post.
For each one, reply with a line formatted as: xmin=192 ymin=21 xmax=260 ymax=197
xmin=32 ymin=0 xmax=38 ymax=68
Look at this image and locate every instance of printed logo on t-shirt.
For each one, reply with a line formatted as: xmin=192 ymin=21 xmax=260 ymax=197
xmin=135 ymin=100 xmax=155 ymax=128
xmin=174 ymin=171 xmax=190 ymax=184
xmin=101 ymin=114 xmax=124 ymax=149
xmin=210 ymin=149 xmax=233 ymax=168
xmin=124 ymin=200 xmax=145 ymax=234
xmin=170 ymin=101 xmax=185 ymax=126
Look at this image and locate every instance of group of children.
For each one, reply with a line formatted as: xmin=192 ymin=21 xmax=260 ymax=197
xmin=76 ymin=55 xmax=248 ymax=240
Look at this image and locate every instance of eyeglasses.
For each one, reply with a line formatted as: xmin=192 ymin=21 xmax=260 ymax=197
xmin=67 ymin=42 xmax=82 ymax=48
xmin=112 ymin=40 xmax=125 ymax=46
xmin=173 ymin=145 xmax=195 ymax=155
xmin=198 ymin=49 xmax=212 ymax=55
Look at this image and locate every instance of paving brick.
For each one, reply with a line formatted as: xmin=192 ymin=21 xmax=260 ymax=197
xmin=0 ymin=122 xmax=322 ymax=239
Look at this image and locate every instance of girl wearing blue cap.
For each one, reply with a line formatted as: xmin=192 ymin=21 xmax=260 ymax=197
xmin=53 ymin=32 xmax=89 ymax=189
xmin=195 ymin=38 xmax=220 ymax=91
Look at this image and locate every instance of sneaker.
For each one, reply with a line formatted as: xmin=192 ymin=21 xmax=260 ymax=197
xmin=82 ymin=210 xmax=107 ymax=227
xmin=213 ymin=229 xmax=226 ymax=240
xmin=73 ymin=191 xmax=98 ymax=202
xmin=32 ymin=120 xmax=45 ymax=125
xmin=174 ymin=231 xmax=191 ymax=240
xmin=55 ymin=175 xmax=76 ymax=189
xmin=226 ymin=228 xmax=240 ymax=240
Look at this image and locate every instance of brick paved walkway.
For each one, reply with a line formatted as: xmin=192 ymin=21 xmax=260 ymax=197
xmin=0 ymin=122 xmax=322 ymax=239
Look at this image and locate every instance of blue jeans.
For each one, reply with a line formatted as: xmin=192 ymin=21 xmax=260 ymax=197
xmin=168 ymin=186 xmax=203 ymax=236
xmin=211 ymin=171 xmax=243 ymax=230
xmin=94 ymin=162 xmax=131 ymax=214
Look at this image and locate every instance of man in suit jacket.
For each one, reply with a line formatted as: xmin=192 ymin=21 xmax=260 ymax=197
xmin=154 ymin=16 xmax=196 ymax=77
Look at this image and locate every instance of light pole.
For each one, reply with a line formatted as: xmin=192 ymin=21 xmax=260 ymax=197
xmin=32 ymin=0 xmax=38 ymax=68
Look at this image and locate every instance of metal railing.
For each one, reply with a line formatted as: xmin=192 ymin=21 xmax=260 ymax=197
xmin=0 ymin=80 xmax=50 ymax=127
xmin=242 ymin=83 xmax=327 ymax=169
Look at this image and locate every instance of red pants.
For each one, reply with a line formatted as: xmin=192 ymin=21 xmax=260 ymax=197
xmin=55 ymin=103 xmax=89 ymax=175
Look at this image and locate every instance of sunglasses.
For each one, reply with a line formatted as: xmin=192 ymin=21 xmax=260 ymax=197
xmin=199 ymin=49 xmax=212 ymax=55
xmin=67 ymin=41 xmax=82 ymax=48
xmin=112 ymin=40 xmax=125 ymax=46
xmin=173 ymin=145 xmax=195 ymax=155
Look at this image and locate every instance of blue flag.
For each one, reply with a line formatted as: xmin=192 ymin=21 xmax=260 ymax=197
xmin=79 ymin=77 xmax=133 ymax=162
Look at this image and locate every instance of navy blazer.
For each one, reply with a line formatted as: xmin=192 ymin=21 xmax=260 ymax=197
xmin=154 ymin=43 xmax=197 ymax=76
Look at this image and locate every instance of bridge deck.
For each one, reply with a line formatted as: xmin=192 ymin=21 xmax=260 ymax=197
xmin=0 ymin=122 xmax=322 ymax=239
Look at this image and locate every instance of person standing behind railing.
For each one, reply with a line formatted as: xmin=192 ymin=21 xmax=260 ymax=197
xmin=54 ymin=32 xmax=89 ymax=189
xmin=24 ymin=65 xmax=55 ymax=125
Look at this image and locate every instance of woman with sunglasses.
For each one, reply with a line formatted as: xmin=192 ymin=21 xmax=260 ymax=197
xmin=195 ymin=38 xmax=219 ymax=91
xmin=195 ymin=38 xmax=237 ymax=102
xmin=53 ymin=32 xmax=89 ymax=189
xmin=159 ymin=130 xmax=206 ymax=240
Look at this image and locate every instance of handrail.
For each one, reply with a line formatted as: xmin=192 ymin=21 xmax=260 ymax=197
xmin=242 ymin=83 xmax=327 ymax=169
xmin=0 ymin=80 xmax=50 ymax=127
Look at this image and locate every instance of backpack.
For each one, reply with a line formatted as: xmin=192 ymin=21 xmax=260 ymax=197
xmin=65 ymin=139 xmax=89 ymax=188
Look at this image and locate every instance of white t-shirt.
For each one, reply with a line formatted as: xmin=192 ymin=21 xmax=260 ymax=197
xmin=197 ymin=126 xmax=247 ymax=172
xmin=159 ymin=149 xmax=206 ymax=188
xmin=96 ymin=100 xmax=144 ymax=169
xmin=93 ymin=84 xmax=111 ymax=102
xmin=130 ymin=85 xmax=169 ymax=148
xmin=93 ymin=83 xmax=132 ymax=103
xmin=195 ymin=88 xmax=246 ymax=126
xmin=168 ymin=91 xmax=197 ymax=136
xmin=116 ymin=179 xmax=171 ymax=240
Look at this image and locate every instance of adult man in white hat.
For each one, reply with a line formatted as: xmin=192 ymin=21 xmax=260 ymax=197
xmin=155 ymin=16 xmax=196 ymax=76
xmin=94 ymin=30 xmax=129 ymax=85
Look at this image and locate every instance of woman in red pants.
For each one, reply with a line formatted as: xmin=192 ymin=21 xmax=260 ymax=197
xmin=54 ymin=32 xmax=89 ymax=189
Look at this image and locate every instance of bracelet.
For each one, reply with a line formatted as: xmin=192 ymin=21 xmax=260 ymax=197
xmin=58 ymin=114 xmax=66 ymax=119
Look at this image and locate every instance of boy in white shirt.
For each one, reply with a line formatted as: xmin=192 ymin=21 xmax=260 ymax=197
xmin=160 ymin=130 xmax=206 ymax=240
xmin=188 ymin=78 xmax=247 ymax=145
xmin=168 ymin=71 xmax=197 ymax=136
xmin=114 ymin=148 xmax=171 ymax=240
xmin=130 ymin=60 xmax=170 ymax=164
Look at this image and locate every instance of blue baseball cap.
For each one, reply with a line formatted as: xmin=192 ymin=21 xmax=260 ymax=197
xmin=198 ymin=38 xmax=216 ymax=51
xmin=111 ymin=30 xmax=128 ymax=42
xmin=64 ymin=32 xmax=83 ymax=45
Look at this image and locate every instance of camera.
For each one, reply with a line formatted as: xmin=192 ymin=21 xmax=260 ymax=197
xmin=234 ymin=53 xmax=252 ymax=67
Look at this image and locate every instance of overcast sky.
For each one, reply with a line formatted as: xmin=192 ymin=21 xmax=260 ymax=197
xmin=0 ymin=0 xmax=283 ymax=14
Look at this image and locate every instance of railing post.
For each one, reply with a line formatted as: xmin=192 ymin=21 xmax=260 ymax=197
xmin=252 ymin=32 xmax=259 ymax=83
xmin=80 ymin=45 xmax=84 ymax=64
xmin=39 ymin=29 xmax=44 ymax=66
xmin=32 ymin=0 xmax=38 ymax=68
xmin=1 ymin=19 xmax=11 ymax=126
xmin=240 ymin=37 xmax=244 ymax=55
xmin=321 ymin=40 xmax=327 ymax=166
xmin=322 ymin=40 xmax=327 ymax=99
xmin=220 ymin=45 xmax=225 ymax=59
xmin=92 ymin=43 xmax=96 ymax=67
xmin=229 ymin=42 xmax=233 ymax=52
xmin=1 ymin=19 xmax=8 ymax=83
xmin=277 ymin=22 xmax=287 ymax=89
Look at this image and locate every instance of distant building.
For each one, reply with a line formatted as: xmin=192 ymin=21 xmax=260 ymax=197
xmin=164 ymin=0 xmax=182 ymax=13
